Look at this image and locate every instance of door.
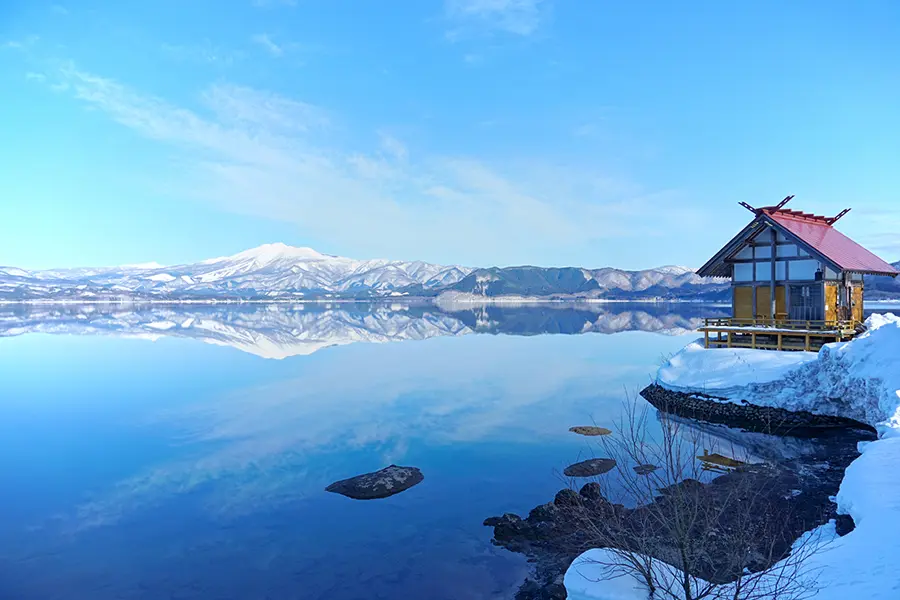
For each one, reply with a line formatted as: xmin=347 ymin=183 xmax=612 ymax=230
xmin=733 ymin=286 xmax=753 ymax=320
xmin=755 ymin=286 xmax=786 ymax=321
xmin=756 ymin=286 xmax=771 ymax=320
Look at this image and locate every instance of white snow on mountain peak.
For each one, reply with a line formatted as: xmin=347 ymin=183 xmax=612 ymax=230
xmin=204 ymin=243 xmax=331 ymax=265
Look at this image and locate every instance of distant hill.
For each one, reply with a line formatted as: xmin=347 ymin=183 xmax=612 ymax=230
xmin=865 ymin=261 xmax=900 ymax=300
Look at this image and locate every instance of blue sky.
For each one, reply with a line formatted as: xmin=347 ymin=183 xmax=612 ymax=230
xmin=1 ymin=0 xmax=898 ymax=270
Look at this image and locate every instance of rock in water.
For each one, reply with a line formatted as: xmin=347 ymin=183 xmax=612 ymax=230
xmin=563 ymin=458 xmax=616 ymax=478
xmin=325 ymin=465 xmax=424 ymax=500
xmin=569 ymin=426 xmax=612 ymax=436
xmin=633 ymin=464 xmax=659 ymax=476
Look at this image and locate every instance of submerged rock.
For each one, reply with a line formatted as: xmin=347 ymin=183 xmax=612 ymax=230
xmin=568 ymin=426 xmax=612 ymax=436
xmin=563 ymin=458 xmax=616 ymax=477
xmin=325 ymin=465 xmax=423 ymax=500
xmin=633 ymin=464 xmax=659 ymax=476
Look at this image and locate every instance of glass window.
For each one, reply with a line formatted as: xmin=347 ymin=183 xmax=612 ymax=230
xmin=776 ymin=261 xmax=787 ymax=280
xmin=755 ymin=245 xmax=772 ymax=259
xmin=824 ymin=266 xmax=839 ymax=280
xmin=790 ymin=259 xmax=819 ymax=280
xmin=734 ymin=263 xmax=753 ymax=282
xmin=798 ymin=247 xmax=810 ymax=257
xmin=755 ymin=263 xmax=772 ymax=281
xmin=735 ymin=246 xmax=753 ymax=260
xmin=776 ymin=231 xmax=788 ymax=243
xmin=851 ymin=273 xmax=864 ymax=281
xmin=777 ymin=244 xmax=798 ymax=257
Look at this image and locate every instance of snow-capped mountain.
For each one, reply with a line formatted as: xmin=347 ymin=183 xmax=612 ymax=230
xmin=0 ymin=243 xmax=741 ymax=302
xmin=0 ymin=243 xmax=474 ymax=301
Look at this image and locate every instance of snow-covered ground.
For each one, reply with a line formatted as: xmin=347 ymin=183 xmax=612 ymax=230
xmin=566 ymin=313 xmax=900 ymax=599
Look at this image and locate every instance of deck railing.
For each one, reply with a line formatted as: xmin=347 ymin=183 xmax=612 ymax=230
xmin=702 ymin=317 xmax=861 ymax=332
xmin=699 ymin=317 xmax=861 ymax=351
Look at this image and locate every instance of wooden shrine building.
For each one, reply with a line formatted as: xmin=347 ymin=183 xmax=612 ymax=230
xmin=696 ymin=196 xmax=898 ymax=351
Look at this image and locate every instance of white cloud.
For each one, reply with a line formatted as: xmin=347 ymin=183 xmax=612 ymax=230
xmin=25 ymin=72 xmax=47 ymax=82
xmin=251 ymin=33 xmax=284 ymax=57
xmin=378 ymin=132 xmax=408 ymax=162
xmin=51 ymin=4 xmax=69 ymax=15
xmin=445 ymin=0 xmax=549 ymax=38
xmin=51 ymin=64 xmax=684 ymax=265
xmin=161 ymin=41 xmax=242 ymax=66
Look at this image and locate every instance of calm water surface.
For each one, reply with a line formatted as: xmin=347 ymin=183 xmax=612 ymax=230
xmin=1 ymin=302 xmax=876 ymax=599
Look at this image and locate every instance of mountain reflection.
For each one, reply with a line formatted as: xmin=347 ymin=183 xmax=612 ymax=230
xmin=0 ymin=302 xmax=728 ymax=358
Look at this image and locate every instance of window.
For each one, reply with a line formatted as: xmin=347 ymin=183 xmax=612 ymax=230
xmin=824 ymin=266 xmax=839 ymax=280
xmin=734 ymin=263 xmax=753 ymax=282
xmin=777 ymin=244 xmax=798 ymax=258
xmin=755 ymin=263 xmax=771 ymax=281
xmin=790 ymin=259 xmax=819 ymax=280
xmin=755 ymin=245 xmax=772 ymax=259
xmin=776 ymin=261 xmax=787 ymax=280
xmin=735 ymin=246 xmax=753 ymax=260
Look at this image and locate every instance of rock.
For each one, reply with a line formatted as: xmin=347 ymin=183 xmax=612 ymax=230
xmin=569 ymin=426 xmax=612 ymax=436
xmin=325 ymin=464 xmax=423 ymax=500
xmin=563 ymin=458 xmax=616 ymax=478
xmin=578 ymin=482 xmax=603 ymax=500
xmin=553 ymin=489 xmax=582 ymax=507
xmin=633 ymin=464 xmax=659 ymax=476
xmin=834 ymin=513 xmax=856 ymax=536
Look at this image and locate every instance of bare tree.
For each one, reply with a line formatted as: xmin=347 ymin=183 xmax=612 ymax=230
xmin=565 ymin=397 xmax=828 ymax=600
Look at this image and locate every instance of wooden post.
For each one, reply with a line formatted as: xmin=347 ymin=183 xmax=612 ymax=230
xmin=805 ymin=334 xmax=811 ymax=352
xmin=777 ymin=333 xmax=783 ymax=351
xmin=751 ymin=332 xmax=757 ymax=349
xmin=705 ymin=329 xmax=709 ymax=348
xmin=727 ymin=332 xmax=732 ymax=348
xmin=770 ymin=227 xmax=777 ymax=325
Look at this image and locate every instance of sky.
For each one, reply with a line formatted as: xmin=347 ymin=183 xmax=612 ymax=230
xmin=1 ymin=0 xmax=898 ymax=270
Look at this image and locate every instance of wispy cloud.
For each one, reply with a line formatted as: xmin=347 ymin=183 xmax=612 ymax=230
xmin=2 ymin=35 xmax=40 ymax=50
xmin=251 ymin=33 xmax=284 ymax=57
xmin=162 ymin=41 xmax=242 ymax=66
xmin=51 ymin=4 xmax=69 ymax=15
xmin=49 ymin=63 xmax=683 ymax=265
xmin=445 ymin=0 xmax=549 ymax=38
xmin=25 ymin=72 xmax=47 ymax=82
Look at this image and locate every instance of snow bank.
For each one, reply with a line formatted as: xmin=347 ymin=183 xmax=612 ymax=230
xmin=658 ymin=314 xmax=900 ymax=428
xmin=657 ymin=341 xmax=817 ymax=394
xmin=565 ymin=524 xmax=838 ymax=600
xmin=567 ymin=314 xmax=900 ymax=599
xmin=804 ymin=434 xmax=900 ymax=600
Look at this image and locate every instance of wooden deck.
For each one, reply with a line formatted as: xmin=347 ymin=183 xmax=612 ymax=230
xmin=699 ymin=317 xmax=860 ymax=351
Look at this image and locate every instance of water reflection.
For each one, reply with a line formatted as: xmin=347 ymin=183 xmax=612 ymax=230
xmin=0 ymin=304 xmax=705 ymax=600
xmin=0 ymin=302 xmax=730 ymax=358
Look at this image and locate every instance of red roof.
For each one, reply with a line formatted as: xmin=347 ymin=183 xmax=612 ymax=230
xmin=764 ymin=209 xmax=898 ymax=276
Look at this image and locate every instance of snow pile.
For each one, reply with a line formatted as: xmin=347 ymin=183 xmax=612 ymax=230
xmin=658 ymin=313 xmax=900 ymax=429
xmin=565 ymin=524 xmax=839 ymax=600
xmin=805 ymin=434 xmax=900 ymax=599
xmin=658 ymin=342 xmax=817 ymax=393
xmin=566 ymin=313 xmax=900 ymax=599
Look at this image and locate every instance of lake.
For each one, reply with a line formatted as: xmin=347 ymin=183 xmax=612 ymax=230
xmin=0 ymin=302 xmax=881 ymax=599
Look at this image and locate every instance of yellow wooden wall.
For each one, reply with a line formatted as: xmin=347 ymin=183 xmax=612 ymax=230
xmin=852 ymin=286 xmax=864 ymax=323
xmin=824 ymin=283 xmax=838 ymax=323
xmin=734 ymin=286 xmax=753 ymax=319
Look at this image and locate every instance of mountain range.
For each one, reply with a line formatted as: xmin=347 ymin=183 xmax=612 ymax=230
xmin=1 ymin=243 xmax=897 ymax=302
